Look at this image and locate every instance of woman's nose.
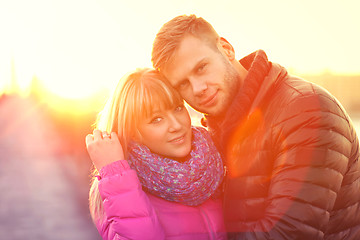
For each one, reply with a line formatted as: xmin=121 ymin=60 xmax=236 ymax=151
xmin=168 ymin=115 xmax=182 ymax=132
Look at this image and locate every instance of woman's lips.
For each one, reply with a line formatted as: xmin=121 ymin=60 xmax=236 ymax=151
xmin=169 ymin=134 xmax=185 ymax=143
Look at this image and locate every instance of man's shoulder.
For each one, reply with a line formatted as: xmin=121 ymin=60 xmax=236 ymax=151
xmin=267 ymin=74 xmax=344 ymax=121
xmin=278 ymin=74 xmax=335 ymax=102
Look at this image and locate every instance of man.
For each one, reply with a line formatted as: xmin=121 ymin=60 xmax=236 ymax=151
xmin=151 ymin=14 xmax=360 ymax=239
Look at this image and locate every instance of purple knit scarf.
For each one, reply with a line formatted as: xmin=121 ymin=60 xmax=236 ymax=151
xmin=128 ymin=126 xmax=224 ymax=206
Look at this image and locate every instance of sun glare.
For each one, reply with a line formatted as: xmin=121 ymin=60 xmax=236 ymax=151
xmin=1 ymin=0 xmax=359 ymax=103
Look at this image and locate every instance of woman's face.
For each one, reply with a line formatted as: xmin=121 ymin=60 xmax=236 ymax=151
xmin=136 ymin=104 xmax=192 ymax=160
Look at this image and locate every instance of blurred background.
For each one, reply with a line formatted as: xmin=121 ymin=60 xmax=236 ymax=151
xmin=0 ymin=0 xmax=359 ymax=239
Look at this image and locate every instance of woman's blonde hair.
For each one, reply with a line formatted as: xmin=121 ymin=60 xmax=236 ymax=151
xmin=89 ymin=68 xmax=184 ymax=221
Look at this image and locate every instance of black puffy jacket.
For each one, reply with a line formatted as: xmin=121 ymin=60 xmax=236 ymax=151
xmin=206 ymin=50 xmax=360 ymax=240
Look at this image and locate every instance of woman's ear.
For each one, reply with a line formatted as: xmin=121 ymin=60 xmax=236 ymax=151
xmin=218 ymin=37 xmax=236 ymax=61
xmin=131 ymin=130 xmax=143 ymax=143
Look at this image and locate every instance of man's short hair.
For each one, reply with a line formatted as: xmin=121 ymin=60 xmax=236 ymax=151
xmin=152 ymin=14 xmax=219 ymax=72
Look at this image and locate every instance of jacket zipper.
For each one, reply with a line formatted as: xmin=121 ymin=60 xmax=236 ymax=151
xmin=199 ymin=206 xmax=216 ymax=240
xmin=222 ymin=165 xmax=228 ymax=192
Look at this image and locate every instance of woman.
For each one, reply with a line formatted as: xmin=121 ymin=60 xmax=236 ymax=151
xmin=85 ymin=68 xmax=227 ymax=240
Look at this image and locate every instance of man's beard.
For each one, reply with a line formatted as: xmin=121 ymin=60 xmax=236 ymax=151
xmin=211 ymin=57 xmax=241 ymax=118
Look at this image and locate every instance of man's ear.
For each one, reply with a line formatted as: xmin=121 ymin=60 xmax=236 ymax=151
xmin=218 ymin=37 xmax=235 ymax=61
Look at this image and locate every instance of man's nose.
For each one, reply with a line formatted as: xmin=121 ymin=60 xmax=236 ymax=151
xmin=190 ymin=77 xmax=207 ymax=96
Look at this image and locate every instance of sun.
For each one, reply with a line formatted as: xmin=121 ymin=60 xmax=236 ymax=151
xmin=41 ymin=78 xmax=105 ymax=100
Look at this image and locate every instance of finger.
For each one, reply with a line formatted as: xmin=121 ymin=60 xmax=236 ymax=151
xmin=110 ymin=132 xmax=118 ymax=142
xmin=102 ymin=131 xmax=110 ymax=139
xmin=93 ymin=129 xmax=102 ymax=141
xmin=85 ymin=134 xmax=94 ymax=147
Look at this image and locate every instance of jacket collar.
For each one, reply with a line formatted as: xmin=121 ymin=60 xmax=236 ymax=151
xmin=204 ymin=50 xmax=272 ymax=148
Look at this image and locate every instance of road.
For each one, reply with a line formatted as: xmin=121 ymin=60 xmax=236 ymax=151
xmin=0 ymin=95 xmax=101 ymax=240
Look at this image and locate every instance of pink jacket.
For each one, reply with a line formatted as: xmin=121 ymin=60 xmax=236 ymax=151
xmin=95 ymin=160 xmax=227 ymax=240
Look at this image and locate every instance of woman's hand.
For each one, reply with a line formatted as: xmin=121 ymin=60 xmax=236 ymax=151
xmin=85 ymin=130 xmax=125 ymax=171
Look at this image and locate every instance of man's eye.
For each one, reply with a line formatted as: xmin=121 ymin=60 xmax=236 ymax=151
xmin=197 ymin=63 xmax=207 ymax=73
xmin=178 ymin=81 xmax=189 ymax=89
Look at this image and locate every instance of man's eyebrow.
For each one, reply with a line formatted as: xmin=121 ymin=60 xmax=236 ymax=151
xmin=179 ymin=58 xmax=208 ymax=82
xmin=191 ymin=57 xmax=208 ymax=73
xmin=172 ymin=57 xmax=208 ymax=88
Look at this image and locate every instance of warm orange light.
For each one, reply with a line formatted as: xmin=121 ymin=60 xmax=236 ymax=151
xmin=1 ymin=1 xmax=359 ymax=104
xmin=226 ymin=108 xmax=264 ymax=178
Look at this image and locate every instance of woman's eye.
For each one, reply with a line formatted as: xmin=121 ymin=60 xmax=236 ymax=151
xmin=175 ymin=106 xmax=184 ymax=112
xmin=150 ymin=117 xmax=162 ymax=124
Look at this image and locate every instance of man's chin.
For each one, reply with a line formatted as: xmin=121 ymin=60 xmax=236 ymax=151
xmin=204 ymin=108 xmax=227 ymax=119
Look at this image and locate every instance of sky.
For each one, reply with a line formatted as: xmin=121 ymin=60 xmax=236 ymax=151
xmin=0 ymin=0 xmax=359 ymax=98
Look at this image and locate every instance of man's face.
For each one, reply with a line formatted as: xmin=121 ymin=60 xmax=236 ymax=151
xmin=162 ymin=35 xmax=240 ymax=117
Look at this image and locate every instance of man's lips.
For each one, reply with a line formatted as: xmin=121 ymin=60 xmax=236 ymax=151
xmin=200 ymin=91 xmax=218 ymax=106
